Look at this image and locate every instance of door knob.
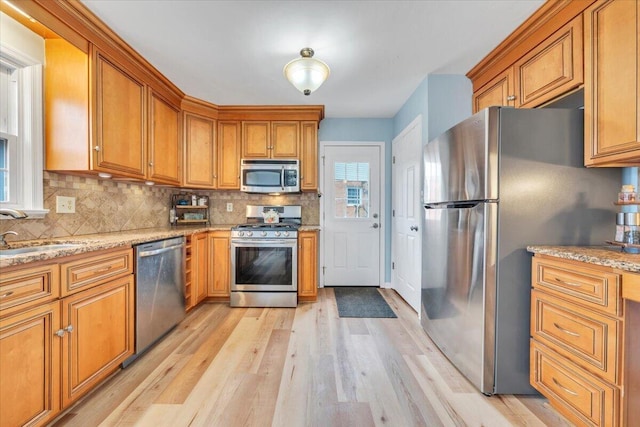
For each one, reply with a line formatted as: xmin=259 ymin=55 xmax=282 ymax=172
xmin=410 ymin=225 xmax=419 ymax=231
xmin=372 ymin=223 xmax=379 ymax=229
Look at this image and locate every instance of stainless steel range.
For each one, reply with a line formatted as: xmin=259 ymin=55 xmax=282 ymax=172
xmin=230 ymin=205 xmax=301 ymax=308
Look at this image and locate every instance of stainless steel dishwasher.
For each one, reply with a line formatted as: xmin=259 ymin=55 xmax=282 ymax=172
xmin=123 ymin=236 xmax=186 ymax=367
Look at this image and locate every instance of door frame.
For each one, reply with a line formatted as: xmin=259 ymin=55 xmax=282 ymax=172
xmin=318 ymin=141 xmax=386 ymax=288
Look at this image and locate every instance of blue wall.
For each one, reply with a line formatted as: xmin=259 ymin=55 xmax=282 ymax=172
xmin=319 ymin=75 xmax=472 ymax=283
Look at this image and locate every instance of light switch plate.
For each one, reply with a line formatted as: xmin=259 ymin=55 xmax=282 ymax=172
xmin=56 ymin=196 xmax=76 ymax=213
xmin=226 ymin=203 xmax=233 ymax=212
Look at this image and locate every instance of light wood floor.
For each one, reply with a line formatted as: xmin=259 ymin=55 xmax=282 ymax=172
xmin=52 ymin=288 xmax=572 ymax=427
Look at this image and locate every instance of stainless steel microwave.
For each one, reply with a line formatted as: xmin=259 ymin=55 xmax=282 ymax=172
xmin=240 ymin=159 xmax=300 ymax=193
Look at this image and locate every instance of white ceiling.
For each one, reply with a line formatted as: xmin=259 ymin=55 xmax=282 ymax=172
xmin=80 ymin=0 xmax=544 ymax=118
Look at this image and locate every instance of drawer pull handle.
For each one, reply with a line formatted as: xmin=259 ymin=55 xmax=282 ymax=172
xmin=94 ymin=266 xmax=113 ymax=274
xmin=0 ymin=291 xmax=14 ymax=298
xmin=552 ymin=378 xmax=578 ymax=396
xmin=553 ymin=277 xmax=582 ymax=288
xmin=553 ymin=322 xmax=580 ymax=337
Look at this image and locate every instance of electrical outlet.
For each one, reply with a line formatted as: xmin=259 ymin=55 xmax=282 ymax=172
xmin=226 ymin=203 xmax=233 ymax=212
xmin=56 ymin=196 xmax=76 ymax=213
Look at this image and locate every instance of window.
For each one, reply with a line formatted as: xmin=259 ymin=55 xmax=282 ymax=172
xmin=0 ymin=14 xmax=47 ymax=218
xmin=346 ymin=187 xmax=361 ymax=206
xmin=334 ymin=162 xmax=370 ymax=218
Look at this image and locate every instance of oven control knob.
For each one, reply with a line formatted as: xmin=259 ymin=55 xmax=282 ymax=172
xmin=238 ymin=231 xmax=244 ymax=237
xmin=283 ymin=231 xmax=289 ymax=237
xmin=247 ymin=231 xmax=253 ymax=237
xmin=275 ymin=231 xmax=281 ymax=237
xmin=261 ymin=231 xmax=267 ymax=237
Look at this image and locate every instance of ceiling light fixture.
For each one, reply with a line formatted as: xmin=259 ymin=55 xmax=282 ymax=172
xmin=283 ymin=47 xmax=330 ymax=96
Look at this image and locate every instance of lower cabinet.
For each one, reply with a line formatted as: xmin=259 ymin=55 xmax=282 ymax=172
xmin=193 ymin=232 xmax=209 ymax=305
xmin=0 ymin=249 xmax=134 ymax=427
xmin=298 ymin=230 xmax=318 ymax=302
xmin=208 ymin=230 xmax=230 ymax=298
xmin=0 ymin=301 xmax=61 ymax=427
xmin=530 ymin=255 xmax=625 ymax=427
xmin=60 ymin=275 xmax=134 ymax=407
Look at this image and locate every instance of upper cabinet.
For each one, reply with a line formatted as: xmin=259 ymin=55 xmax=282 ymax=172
xmin=182 ymin=97 xmax=217 ymax=189
xmin=300 ymin=121 xmax=319 ymax=191
xmin=469 ymin=0 xmax=640 ymax=167
xmin=584 ymin=0 xmax=640 ymax=166
xmin=217 ymin=121 xmax=242 ymax=190
xmin=471 ymin=14 xmax=583 ymax=113
xmin=241 ymin=121 xmax=300 ymax=159
xmin=45 ymin=40 xmax=183 ymax=184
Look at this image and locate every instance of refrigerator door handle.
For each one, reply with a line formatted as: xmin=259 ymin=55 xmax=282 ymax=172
xmin=425 ymin=201 xmax=483 ymax=209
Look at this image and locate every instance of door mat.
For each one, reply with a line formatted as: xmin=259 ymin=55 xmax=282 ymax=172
xmin=332 ymin=287 xmax=397 ymax=318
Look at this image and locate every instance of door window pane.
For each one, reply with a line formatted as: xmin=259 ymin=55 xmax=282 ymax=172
xmin=334 ymin=162 xmax=369 ymax=218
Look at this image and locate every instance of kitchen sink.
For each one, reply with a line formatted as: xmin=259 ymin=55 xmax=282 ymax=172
xmin=0 ymin=243 xmax=84 ymax=257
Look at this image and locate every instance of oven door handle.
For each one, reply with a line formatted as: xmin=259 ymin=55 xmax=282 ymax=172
xmin=232 ymin=239 xmax=296 ymax=245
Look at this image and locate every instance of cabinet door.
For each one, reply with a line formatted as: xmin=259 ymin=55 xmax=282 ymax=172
xmin=300 ymin=121 xmax=318 ymax=191
xmin=271 ymin=121 xmax=299 ymax=158
xmin=472 ymin=68 xmax=515 ymax=113
xmin=0 ymin=302 xmax=61 ymax=427
xmin=218 ymin=121 xmax=241 ymax=189
xmin=193 ymin=232 xmax=209 ymax=304
xmin=183 ymin=112 xmax=216 ymax=188
xmin=514 ymin=15 xmax=583 ymax=108
xmin=242 ymin=121 xmax=270 ymax=158
xmin=584 ymin=0 xmax=640 ymax=165
xmin=298 ymin=231 xmax=318 ymax=301
xmin=208 ymin=231 xmax=230 ymax=298
xmin=93 ymin=50 xmax=146 ymax=178
xmin=60 ymin=276 xmax=134 ymax=407
xmin=148 ymin=90 xmax=181 ymax=185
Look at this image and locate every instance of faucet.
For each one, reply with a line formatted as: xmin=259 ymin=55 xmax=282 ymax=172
xmin=0 ymin=208 xmax=28 ymax=219
xmin=0 ymin=231 xmax=18 ymax=247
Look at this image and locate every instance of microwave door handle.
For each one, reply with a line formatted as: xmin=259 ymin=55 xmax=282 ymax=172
xmin=281 ymin=167 xmax=285 ymax=190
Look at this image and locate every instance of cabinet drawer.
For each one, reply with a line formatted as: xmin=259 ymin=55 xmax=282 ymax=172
xmin=60 ymin=248 xmax=133 ymax=296
xmin=0 ymin=263 xmax=60 ymax=314
xmin=531 ymin=289 xmax=621 ymax=384
xmin=532 ymin=257 xmax=621 ymax=316
xmin=530 ymin=340 xmax=619 ymax=427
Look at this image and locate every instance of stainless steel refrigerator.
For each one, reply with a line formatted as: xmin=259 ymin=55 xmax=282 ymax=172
xmin=421 ymin=107 xmax=619 ymax=395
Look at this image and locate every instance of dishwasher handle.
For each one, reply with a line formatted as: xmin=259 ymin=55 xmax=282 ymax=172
xmin=138 ymin=243 xmax=184 ymax=258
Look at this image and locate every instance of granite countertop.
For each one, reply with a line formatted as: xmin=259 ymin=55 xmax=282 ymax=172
xmin=1 ymin=224 xmax=318 ymax=268
xmin=527 ymin=245 xmax=640 ymax=273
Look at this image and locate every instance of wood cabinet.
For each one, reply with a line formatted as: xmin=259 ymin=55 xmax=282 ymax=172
xmin=472 ymin=15 xmax=583 ymax=113
xmin=193 ymin=232 xmax=209 ymax=305
xmin=472 ymin=68 xmax=515 ymax=112
xmin=208 ymin=231 xmax=231 ymax=299
xmin=297 ymin=230 xmax=318 ymax=302
xmin=44 ymin=39 xmax=183 ymax=183
xmin=218 ymin=121 xmax=241 ymax=190
xmin=60 ymin=275 xmax=134 ymax=407
xmin=148 ymin=90 xmax=181 ymax=185
xmin=530 ymin=256 xmax=624 ymax=426
xmin=93 ymin=48 xmax=146 ymax=179
xmin=242 ymin=121 xmax=300 ymax=159
xmin=183 ymin=111 xmax=216 ymax=188
xmin=584 ymin=0 xmax=640 ymax=166
xmin=0 ymin=301 xmax=61 ymax=427
xmin=300 ymin=121 xmax=319 ymax=191
xmin=514 ymin=15 xmax=583 ymax=109
xmin=0 ymin=248 xmax=135 ymax=427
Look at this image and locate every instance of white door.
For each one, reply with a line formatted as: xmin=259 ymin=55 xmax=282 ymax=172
xmin=322 ymin=144 xmax=381 ymax=287
xmin=391 ymin=117 xmax=422 ymax=312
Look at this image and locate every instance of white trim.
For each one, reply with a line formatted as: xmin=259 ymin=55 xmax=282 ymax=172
xmin=318 ymin=141 xmax=386 ymax=289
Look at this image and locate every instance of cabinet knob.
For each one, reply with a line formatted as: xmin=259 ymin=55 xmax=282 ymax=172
xmin=94 ymin=146 xmax=100 ymax=152
xmin=55 ymin=329 xmax=65 ymax=337
xmin=64 ymin=325 xmax=74 ymax=333
xmin=149 ymin=162 xmax=154 ymax=167
xmin=506 ymin=95 xmax=516 ymax=101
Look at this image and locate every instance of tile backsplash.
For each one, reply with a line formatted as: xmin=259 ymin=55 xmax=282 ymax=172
xmin=0 ymin=172 xmax=319 ymax=242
